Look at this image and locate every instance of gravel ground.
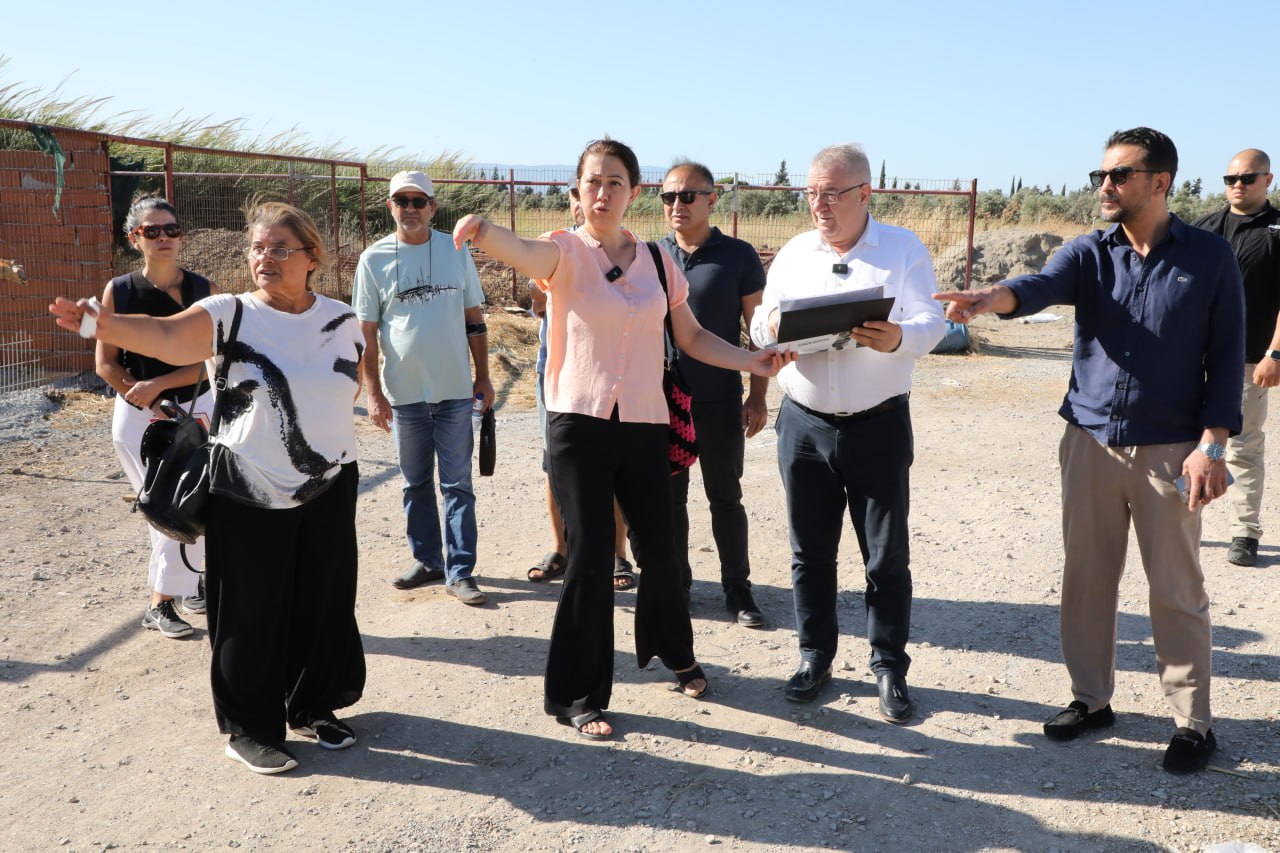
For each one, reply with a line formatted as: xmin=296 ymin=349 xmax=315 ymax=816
xmin=1 ymin=308 xmax=1277 ymax=852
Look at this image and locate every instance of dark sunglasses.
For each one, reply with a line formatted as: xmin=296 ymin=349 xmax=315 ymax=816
xmin=1088 ymin=167 xmax=1159 ymax=189
xmin=133 ymin=223 xmax=183 ymax=239
xmin=659 ymin=189 xmax=713 ymax=205
xmin=391 ymin=195 xmax=431 ymax=209
xmin=1224 ymin=173 xmax=1264 ymax=186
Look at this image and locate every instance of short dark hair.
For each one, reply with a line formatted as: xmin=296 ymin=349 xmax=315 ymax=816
xmin=666 ymin=160 xmax=715 ymax=188
xmin=577 ymin=138 xmax=640 ymax=188
xmin=1105 ymin=127 xmax=1178 ymax=184
xmin=568 ymin=186 xmax=580 ymax=200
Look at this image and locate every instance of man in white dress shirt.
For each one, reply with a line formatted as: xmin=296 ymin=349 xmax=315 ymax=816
xmin=750 ymin=143 xmax=945 ymax=720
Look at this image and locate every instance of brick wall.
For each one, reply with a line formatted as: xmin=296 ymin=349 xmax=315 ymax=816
xmin=0 ymin=130 xmax=113 ymax=383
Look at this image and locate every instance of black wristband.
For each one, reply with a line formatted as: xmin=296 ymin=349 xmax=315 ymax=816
xmin=465 ymin=322 xmax=488 ymax=337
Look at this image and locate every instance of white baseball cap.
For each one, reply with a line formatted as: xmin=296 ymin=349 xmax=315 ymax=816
xmin=388 ymin=170 xmax=435 ymax=198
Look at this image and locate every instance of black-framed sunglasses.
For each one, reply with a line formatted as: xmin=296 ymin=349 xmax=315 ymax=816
xmin=659 ymin=189 xmax=714 ymax=205
xmin=133 ymin=223 xmax=183 ymax=239
xmin=391 ymin=195 xmax=431 ymax=209
xmin=1088 ymin=167 xmax=1159 ymax=189
xmin=1224 ymin=173 xmax=1264 ymax=186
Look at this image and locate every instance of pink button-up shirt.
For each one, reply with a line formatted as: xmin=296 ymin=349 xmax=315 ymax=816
xmin=539 ymin=228 xmax=688 ymax=424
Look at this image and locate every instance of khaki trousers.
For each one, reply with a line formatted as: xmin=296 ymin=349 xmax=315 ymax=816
xmin=1058 ymin=425 xmax=1212 ymax=733
xmin=1227 ymin=367 xmax=1269 ymax=540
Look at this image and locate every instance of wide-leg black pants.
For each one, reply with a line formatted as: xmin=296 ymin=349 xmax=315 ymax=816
xmin=205 ymin=462 xmax=365 ymax=742
xmin=543 ymin=412 xmax=695 ymax=719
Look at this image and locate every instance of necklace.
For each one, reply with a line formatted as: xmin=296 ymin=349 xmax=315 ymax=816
xmin=394 ymin=231 xmax=433 ymax=296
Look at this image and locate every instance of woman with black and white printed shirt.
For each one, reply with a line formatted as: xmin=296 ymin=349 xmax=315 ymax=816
xmin=52 ymin=202 xmax=366 ymax=775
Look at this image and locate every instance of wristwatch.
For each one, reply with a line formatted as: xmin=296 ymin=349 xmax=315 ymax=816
xmin=1266 ymin=349 xmax=1280 ymax=361
xmin=1197 ymin=442 xmax=1226 ymax=461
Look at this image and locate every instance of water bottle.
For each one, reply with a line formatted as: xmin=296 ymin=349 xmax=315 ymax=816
xmin=472 ymin=393 xmax=484 ymax=438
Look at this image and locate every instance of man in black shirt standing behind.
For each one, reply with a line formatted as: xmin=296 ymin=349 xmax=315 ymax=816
xmin=1194 ymin=150 xmax=1280 ymax=567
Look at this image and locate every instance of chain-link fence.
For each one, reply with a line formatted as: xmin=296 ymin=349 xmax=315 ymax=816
xmin=0 ymin=120 xmax=976 ymax=394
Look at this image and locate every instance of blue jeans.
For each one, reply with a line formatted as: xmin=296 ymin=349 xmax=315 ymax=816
xmin=391 ymin=398 xmax=477 ymax=583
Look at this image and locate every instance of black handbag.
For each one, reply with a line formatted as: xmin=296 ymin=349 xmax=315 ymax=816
xmin=134 ymin=298 xmax=243 ymax=560
xmin=646 ymin=242 xmax=698 ymax=474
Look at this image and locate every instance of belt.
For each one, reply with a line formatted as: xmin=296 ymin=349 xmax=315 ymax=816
xmin=790 ymin=393 xmax=908 ymax=424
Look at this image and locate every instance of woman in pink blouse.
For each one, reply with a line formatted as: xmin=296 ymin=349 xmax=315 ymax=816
xmin=455 ymin=139 xmax=787 ymax=739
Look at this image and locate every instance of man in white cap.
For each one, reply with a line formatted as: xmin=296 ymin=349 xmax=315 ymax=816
xmin=353 ymin=170 xmax=493 ymax=605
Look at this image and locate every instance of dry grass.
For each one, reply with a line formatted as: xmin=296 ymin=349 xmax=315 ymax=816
xmin=486 ymin=310 xmax=541 ymax=411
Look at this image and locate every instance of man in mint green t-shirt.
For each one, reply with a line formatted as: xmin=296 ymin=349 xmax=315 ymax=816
xmin=353 ymin=170 xmax=493 ymax=606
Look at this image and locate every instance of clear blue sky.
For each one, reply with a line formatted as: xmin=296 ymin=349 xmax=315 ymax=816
xmin=5 ymin=0 xmax=1277 ymax=194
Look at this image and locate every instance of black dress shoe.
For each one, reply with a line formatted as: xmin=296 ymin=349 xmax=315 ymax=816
xmin=876 ymin=672 xmax=913 ymax=723
xmin=392 ymin=562 xmax=445 ymax=590
xmin=1042 ymin=700 xmax=1115 ymax=741
xmin=725 ymin=586 xmax=765 ymax=628
xmin=784 ymin=663 xmax=832 ymax=703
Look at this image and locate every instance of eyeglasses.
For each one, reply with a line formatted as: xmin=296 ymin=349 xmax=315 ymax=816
xmin=246 ymin=246 xmax=311 ymax=261
xmin=1224 ymin=173 xmax=1264 ymax=186
xmin=1088 ymin=167 xmax=1159 ymax=189
xmin=391 ymin=195 xmax=431 ymax=209
xmin=133 ymin=223 xmax=183 ymax=239
xmin=659 ymin=189 xmax=714 ymax=205
xmin=803 ymin=183 xmax=867 ymax=205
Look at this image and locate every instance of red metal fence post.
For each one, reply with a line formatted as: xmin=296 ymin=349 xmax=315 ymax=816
xmin=964 ymin=179 xmax=978 ymax=291
xmin=508 ymin=167 xmax=517 ymax=302
xmin=163 ymin=144 xmax=174 ymax=202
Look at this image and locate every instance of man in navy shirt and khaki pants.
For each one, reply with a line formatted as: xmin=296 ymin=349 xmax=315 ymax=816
xmin=939 ymin=127 xmax=1244 ymax=775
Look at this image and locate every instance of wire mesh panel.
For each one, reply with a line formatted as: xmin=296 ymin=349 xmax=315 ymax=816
xmin=0 ymin=126 xmax=112 ymax=392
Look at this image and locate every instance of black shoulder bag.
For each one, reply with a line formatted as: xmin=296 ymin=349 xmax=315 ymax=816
xmin=134 ymin=297 xmax=243 ymax=566
xmin=645 ymin=242 xmax=698 ymax=474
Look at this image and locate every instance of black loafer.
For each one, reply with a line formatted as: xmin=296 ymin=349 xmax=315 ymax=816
xmin=1162 ymin=727 xmax=1216 ymax=774
xmin=1042 ymin=700 xmax=1115 ymax=741
xmin=725 ymin=585 xmax=765 ymax=628
xmin=784 ymin=662 xmax=832 ymax=703
xmin=392 ymin=562 xmax=445 ymax=590
xmin=876 ymin=672 xmax=913 ymax=723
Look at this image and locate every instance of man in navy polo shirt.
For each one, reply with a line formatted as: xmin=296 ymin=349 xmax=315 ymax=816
xmin=658 ymin=161 xmax=769 ymax=627
xmin=939 ymin=127 xmax=1244 ymax=774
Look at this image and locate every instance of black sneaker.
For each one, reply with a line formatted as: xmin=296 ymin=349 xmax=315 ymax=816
xmin=181 ymin=576 xmax=207 ymax=615
xmin=225 ymin=735 xmax=298 ymax=774
xmin=1226 ymin=537 xmax=1258 ymax=567
xmin=1162 ymin=727 xmax=1216 ymax=774
xmin=141 ymin=600 xmax=194 ymax=639
xmin=291 ymin=712 xmax=356 ymax=750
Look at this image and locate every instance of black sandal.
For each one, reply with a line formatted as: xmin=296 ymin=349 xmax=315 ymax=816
xmin=674 ymin=664 xmax=708 ymax=699
xmin=612 ymin=557 xmax=636 ymax=591
xmin=558 ymin=710 xmax=612 ymax=740
xmin=528 ymin=552 xmax=566 ymax=582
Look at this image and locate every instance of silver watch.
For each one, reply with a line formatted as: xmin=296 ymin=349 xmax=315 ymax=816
xmin=1197 ymin=442 xmax=1226 ymax=462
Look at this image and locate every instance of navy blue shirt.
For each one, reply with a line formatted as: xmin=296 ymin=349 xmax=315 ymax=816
xmin=659 ymin=228 xmax=765 ymax=402
xmin=1002 ymin=215 xmax=1244 ymax=446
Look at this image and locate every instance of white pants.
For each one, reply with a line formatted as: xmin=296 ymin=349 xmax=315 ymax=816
xmin=111 ymin=392 xmax=213 ymax=597
xmin=1227 ymin=367 xmax=1269 ymax=540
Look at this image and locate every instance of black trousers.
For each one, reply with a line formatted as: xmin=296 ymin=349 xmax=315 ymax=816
xmin=544 ymin=411 xmax=695 ymax=718
xmin=670 ymin=398 xmax=751 ymax=591
xmin=776 ymin=396 xmax=914 ymax=676
xmin=205 ymin=462 xmax=365 ymax=742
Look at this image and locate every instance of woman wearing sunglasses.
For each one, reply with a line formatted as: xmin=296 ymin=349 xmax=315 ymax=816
xmin=55 ymin=202 xmax=366 ymax=775
xmin=454 ymin=138 xmax=790 ymax=740
xmin=97 ymin=196 xmax=216 ymax=640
